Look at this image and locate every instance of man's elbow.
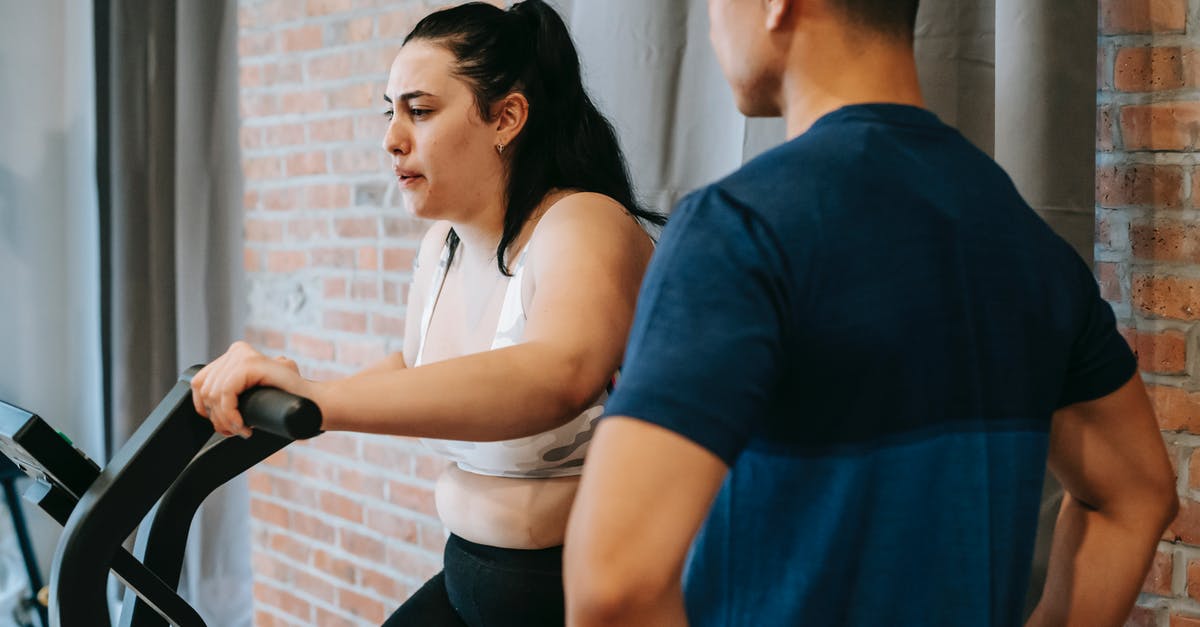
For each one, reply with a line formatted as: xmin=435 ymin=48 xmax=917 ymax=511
xmin=564 ymin=551 xmax=680 ymax=626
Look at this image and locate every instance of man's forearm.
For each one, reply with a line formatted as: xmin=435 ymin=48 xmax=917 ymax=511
xmin=1027 ymin=494 xmax=1169 ymax=627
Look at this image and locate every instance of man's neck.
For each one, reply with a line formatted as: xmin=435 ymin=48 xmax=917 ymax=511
xmin=780 ymin=30 xmax=925 ymax=139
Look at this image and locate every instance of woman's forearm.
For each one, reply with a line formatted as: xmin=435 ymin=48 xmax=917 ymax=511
xmin=311 ymin=342 xmax=603 ymax=440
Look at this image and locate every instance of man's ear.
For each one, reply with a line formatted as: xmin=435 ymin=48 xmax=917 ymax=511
xmin=494 ymin=92 xmax=530 ymax=149
xmin=765 ymin=0 xmax=793 ymax=31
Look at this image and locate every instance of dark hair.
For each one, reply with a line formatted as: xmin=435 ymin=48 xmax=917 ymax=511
xmin=830 ymin=0 xmax=920 ymax=40
xmin=404 ymin=0 xmax=665 ymax=275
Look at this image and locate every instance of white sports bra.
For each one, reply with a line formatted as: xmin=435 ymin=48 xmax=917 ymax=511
xmin=413 ymin=239 xmax=606 ymax=478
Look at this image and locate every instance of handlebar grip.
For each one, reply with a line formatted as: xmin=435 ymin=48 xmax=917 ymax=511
xmin=180 ymin=365 xmax=323 ymax=440
xmin=238 ymin=387 xmax=323 ymax=440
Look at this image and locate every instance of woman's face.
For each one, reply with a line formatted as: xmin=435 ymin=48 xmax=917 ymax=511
xmin=382 ymin=41 xmax=506 ymax=222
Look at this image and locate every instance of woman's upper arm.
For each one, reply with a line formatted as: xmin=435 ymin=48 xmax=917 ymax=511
xmin=523 ymin=193 xmax=655 ymax=402
xmin=402 ymin=220 xmax=453 ymax=367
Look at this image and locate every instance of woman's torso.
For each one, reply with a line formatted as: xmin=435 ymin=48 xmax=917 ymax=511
xmin=414 ymin=215 xmax=602 ymax=549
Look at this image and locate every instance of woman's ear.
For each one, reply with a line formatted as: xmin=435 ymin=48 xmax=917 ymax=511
xmin=494 ymin=92 xmax=530 ymax=149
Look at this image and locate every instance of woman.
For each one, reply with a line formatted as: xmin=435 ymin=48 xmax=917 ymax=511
xmin=191 ymin=1 xmax=661 ymax=625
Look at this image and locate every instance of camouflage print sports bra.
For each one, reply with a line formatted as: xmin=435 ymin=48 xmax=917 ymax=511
xmin=413 ymin=241 xmax=606 ymax=479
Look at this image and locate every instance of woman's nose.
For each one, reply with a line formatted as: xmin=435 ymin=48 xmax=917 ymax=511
xmin=383 ymin=121 xmax=410 ymax=156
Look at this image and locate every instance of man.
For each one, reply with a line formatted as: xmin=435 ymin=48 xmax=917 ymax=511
xmin=564 ymin=0 xmax=1179 ymax=625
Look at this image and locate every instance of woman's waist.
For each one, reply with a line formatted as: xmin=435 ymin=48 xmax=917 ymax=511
xmin=435 ymin=463 xmax=579 ymax=549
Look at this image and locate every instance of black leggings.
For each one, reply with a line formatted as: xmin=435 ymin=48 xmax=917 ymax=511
xmin=382 ymin=534 xmax=565 ymax=627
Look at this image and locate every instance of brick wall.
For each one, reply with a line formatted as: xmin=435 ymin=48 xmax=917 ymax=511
xmin=234 ymin=0 xmax=1200 ymax=624
xmin=1100 ymin=1 xmax=1200 ymax=625
xmin=235 ymin=1 xmax=470 ymax=624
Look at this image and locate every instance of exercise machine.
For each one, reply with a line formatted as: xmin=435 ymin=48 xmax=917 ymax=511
xmin=0 ymin=366 xmax=322 ymax=626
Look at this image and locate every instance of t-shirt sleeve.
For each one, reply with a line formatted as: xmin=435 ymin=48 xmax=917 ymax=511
xmin=1057 ymin=258 xmax=1138 ymax=408
xmin=604 ymin=187 xmax=797 ymax=466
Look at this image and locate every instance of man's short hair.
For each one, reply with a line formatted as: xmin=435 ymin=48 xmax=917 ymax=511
xmin=829 ymin=0 xmax=920 ymax=40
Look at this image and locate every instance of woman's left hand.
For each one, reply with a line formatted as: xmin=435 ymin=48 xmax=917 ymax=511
xmin=191 ymin=341 xmax=312 ymax=438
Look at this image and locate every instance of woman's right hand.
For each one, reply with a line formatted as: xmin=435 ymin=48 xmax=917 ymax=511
xmin=191 ymin=341 xmax=315 ymax=438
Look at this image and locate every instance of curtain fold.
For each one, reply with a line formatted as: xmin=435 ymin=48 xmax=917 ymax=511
xmin=103 ymin=0 xmax=250 ymax=624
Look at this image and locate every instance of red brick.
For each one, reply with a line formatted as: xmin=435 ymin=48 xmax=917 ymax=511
xmin=324 ymin=310 xmax=368 ymax=333
xmin=310 ymin=432 xmax=359 ymax=457
xmin=264 ymin=123 xmax=306 ymax=147
xmin=362 ymin=441 xmax=412 ymax=470
xmin=1115 ymin=46 xmax=1185 ymax=92
xmin=248 ymin=471 xmax=271 ymax=495
xmin=254 ymin=581 xmax=312 ymax=621
xmin=289 ymin=333 xmax=336 ymax=361
xmin=311 ymin=247 xmax=357 ymax=269
xmin=306 ymin=52 xmax=353 ymax=82
xmin=332 ymin=148 xmax=385 ymax=174
xmin=340 ymin=528 xmax=385 ymax=560
xmin=1121 ymin=103 xmax=1200 ymax=151
xmin=244 ymin=156 xmax=284 ymax=181
xmin=383 ymin=280 xmax=408 ymax=305
xmin=340 ymin=467 xmax=388 ymax=499
xmin=262 ymin=187 xmax=304 ymax=212
xmin=293 ymin=569 xmax=337 ymax=604
xmin=350 ymin=278 xmax=379 ymax=300
xmin=309 ymin=117 xmax=355 ymax=143
xmin=337 ymin=339 xmax=387 ymax=367
xmin=414 ymin=453 xmax=446 ymax=482
xmin=292 ymin=449 xmax=339 ymax=482
xmin=1096 ymin=164 xmax=1184 ymax=208
xmin=371 ymin=313 xmax=406 ymax=337
xmin=386 ymin=545 xmax=441 ymax=580
xmin=268 ymin=532 xmax=312 ymax=563
xmin=263 ymin=60 xmax=303 ymax=85
xmin=240 ymin=125 xmax=263 ymax=150
xmin=382 ymin=248 xmax=415 ymax=272
xmin=291 ymin=511 xmax=337 ymax=545
xmin=330 ymin=83 xmax=375 ymax=110
xmin=387 ymin=481 xmax=438 ymax=517
xmin=244 ymin=249 xmax=262 ymax=272
xmin=245 ymin=219 xmax=284 ymax=242
xmin=358 ymin=246 xmax=379 ymax=271
xmin=240 ymin=93 xmax=278 ymax=118
xmin=337 ymin=587 xmax=387 ymax=623
xmin=324 ymin=277 xmax=348 ymax=299
xmin=361 ymin=567 xmax=404 ymax=600
xmin=314 ymin=607 xmax=357 ymax=627
xmin=246 ymin=326 xmax=287 ymax=351
xmin=313 ymin=549 xmax=358 ymax=584
xmin=251 ymin=497 xmax=290 ymax=528
xmin=1147 ymin=384 xmax=1200 ymax=431
xmin=238 ymin=32 xmax=277 ymax=58
xmin=1133 ymin=220 xmax=1200 ymax=263
xmin=305 ymin=184 xmax=352 ymax=209
xmin=1144 ymin=551 xmax=1174 ymax=595
xmin=1135 ymin=328 xmax=1188 ymax=373
xmin=1133 ymin=274 xmax=1200 ymax=320
xmin=307 ymin=0 xmax=354 ymax=16
xmin=320 ymin=490 xmax=364 ymax=523
xmin=365 ymin=508 xmax=418 ymax=542
xmin=378 ymin=9 xmax=422 ymax=39
xmin=286 ymin=151 xmax=327 ymax=176
xmin=1100 ymin=0 xmax=1187 ymax=34
xmin=418 ymin=520 xmax=448 ymax=553
xmin=335 ymin=217 xmax=379 ymax=239
xmin=281 ymin=25 xmax=323 ymax=52
xmin=243 ymin=189 xmax=260 ymax=212
xmin=1097 ymin=261 xmax=1122 ymax=302
xmin=266 ymin=251 xmax=307 ymax=273
xmin=280 ymin=89 xmax=328 ymax=115
xmin=288 ymin=218 xmax=330 ymax=241
xmin=333 ymin=17 xmax=374 ymax=44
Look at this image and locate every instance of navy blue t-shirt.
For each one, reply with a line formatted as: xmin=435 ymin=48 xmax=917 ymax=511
xmin=604 ymin=104 xmax=1136 ymax=626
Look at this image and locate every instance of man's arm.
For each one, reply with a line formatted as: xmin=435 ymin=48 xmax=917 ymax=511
xmin=564 ymin=417 xmax=728 ymax=627
xmin=1027 ymin=374 xmax=1178 ymax=627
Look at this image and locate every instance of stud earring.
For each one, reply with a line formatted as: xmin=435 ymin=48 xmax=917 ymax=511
xmin=496 ymin=143 xmax=505 ymax=154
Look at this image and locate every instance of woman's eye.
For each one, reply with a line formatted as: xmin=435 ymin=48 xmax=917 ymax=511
xmin=382 ymin=109 xmax=394 ymax=120
xmin=410 ymin=108 xmax=431 ymax=119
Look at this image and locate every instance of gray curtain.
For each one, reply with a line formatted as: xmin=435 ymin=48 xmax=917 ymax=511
xmin=566 ymin=0 xmax=1097 ymax=619
xmin=103 ymin=0 xmax=249 ymax=624
xmin=0 ymin=0 xmax=104 ymax=596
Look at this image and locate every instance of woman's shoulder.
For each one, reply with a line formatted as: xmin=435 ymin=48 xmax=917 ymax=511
xmin=527 ymin=191 xmax=653 ymax=264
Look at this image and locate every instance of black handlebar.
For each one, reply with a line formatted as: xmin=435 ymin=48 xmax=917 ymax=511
xmin=180 ymin=364 xmax=323 ymax=440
